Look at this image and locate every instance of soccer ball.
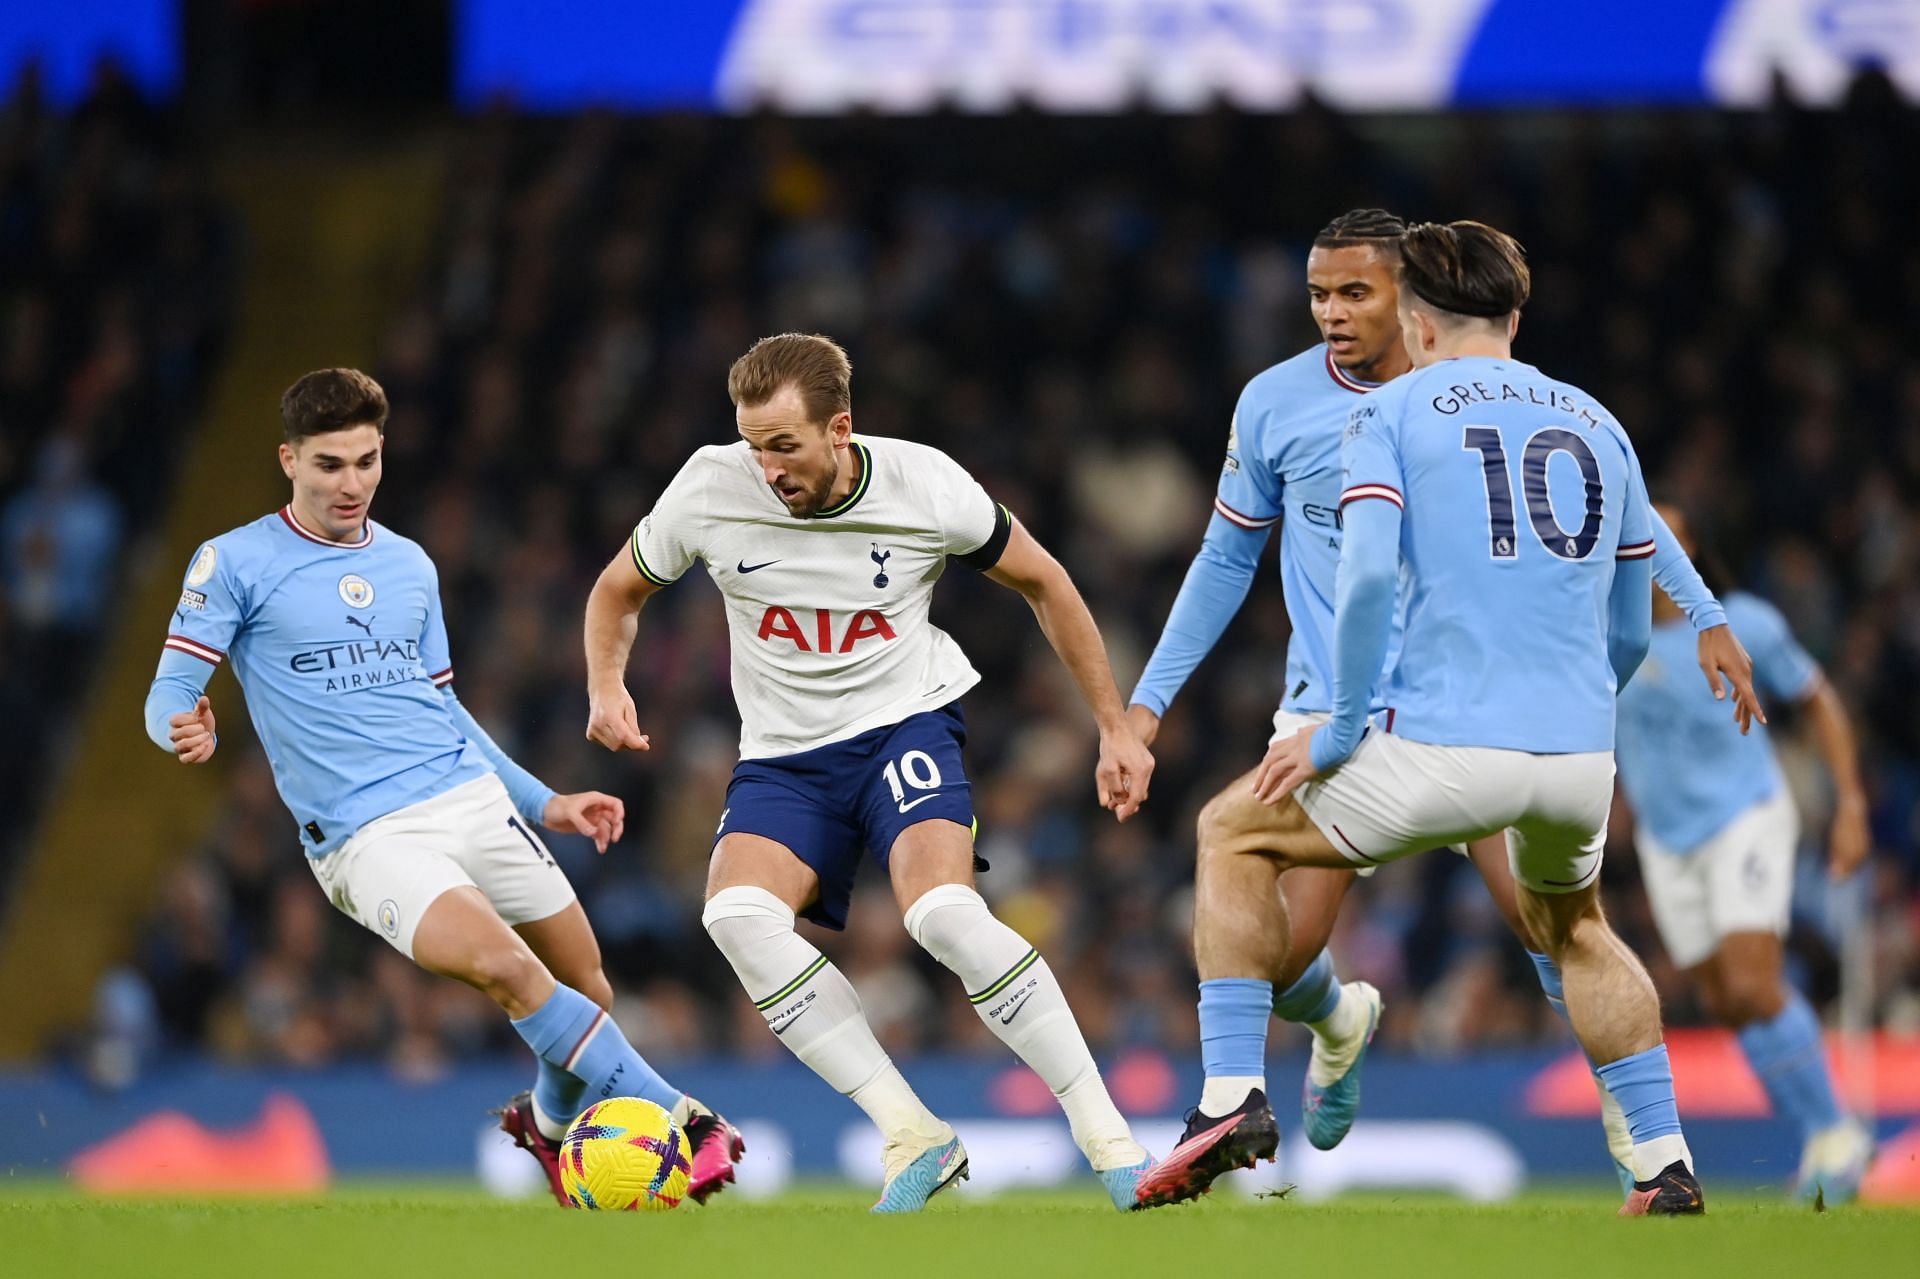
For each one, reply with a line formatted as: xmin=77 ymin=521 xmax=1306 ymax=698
xmin=558 ymin=1097 xmax=693 ymax=1211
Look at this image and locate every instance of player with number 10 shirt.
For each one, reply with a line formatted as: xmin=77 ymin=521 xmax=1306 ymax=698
xmin=583 ymin=333 xmax=1162 ymax=1212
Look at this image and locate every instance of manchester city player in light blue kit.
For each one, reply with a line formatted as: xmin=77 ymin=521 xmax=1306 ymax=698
xmin=1153 ymin=221 xmax=1706 ymax=1215
xmin=1131 ymin=212 xmax=1755 ymax=1204
xmin=1619 ymin=503 xmax=1876 ymax=1200
xmin=142 ymin=369 xmax=744 ymax=1207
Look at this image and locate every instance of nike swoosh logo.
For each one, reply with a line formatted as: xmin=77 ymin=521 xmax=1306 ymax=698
xmin=737 ymin=559 xmax=781 ymax=574
xmin=771 ymin=1004 xmax=813 ymax=1037
xmin=897 ymin=794 xmax=941 ymax=814
xmin=999 ymin=993 xmax=1033 ymax=1025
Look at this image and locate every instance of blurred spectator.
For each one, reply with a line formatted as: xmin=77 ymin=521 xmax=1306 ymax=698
xmin=0 ymin=61 xmax=233 ymax=891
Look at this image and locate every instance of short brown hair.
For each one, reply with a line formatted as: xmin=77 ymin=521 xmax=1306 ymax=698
xmin=727 ymin=333 xmax=852 ymax=426
xmin=1399 ymin=221 xmax=1531 ymax=320
xmin=280 ymin=368 xmax=389 ymax=443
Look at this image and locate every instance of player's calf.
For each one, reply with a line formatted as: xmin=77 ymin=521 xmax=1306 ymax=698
xmin=903 ymin=884 xmax=1150 ymax=1182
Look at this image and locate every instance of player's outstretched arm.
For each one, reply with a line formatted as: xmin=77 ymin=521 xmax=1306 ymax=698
xmin=1800 ymin=677 xmax=1871 ymax=879
xmin=145 ymin=659 xmax=218 ymax=763
xmin=583 ymin=545 xmax=663 ymax=752
xmin=985 ymin=519 xmax=1153 ymax=822
xmin=1129 ymin=513 xmax=1272 ymax=733
xmin=1650 ymin=506 xmax=1764 ymax=732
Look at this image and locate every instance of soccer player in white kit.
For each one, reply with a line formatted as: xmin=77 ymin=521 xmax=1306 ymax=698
xmin=583 ymin=334 xmax=1158 ymax=1212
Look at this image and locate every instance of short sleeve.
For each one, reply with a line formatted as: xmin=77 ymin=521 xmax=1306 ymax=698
xmin=1743 ymin=599 xmax=1822 ymax=702
xmin=1214 ymin=394 xmax=1284 ymax=531
xmin=1613 ymin=427 xmax=1655 ymax=561
xmin=931 ymin=449 xmax=1011 ymax=569
xmin=420 ymin=557 xmax=455 ymax=689
xmin=161 ymin=540 xmax=245 ymax=669
xmin=630 ymin=456 xmax=709 ymax=586
xmin=1337 ymin=395 xmax=1405 ymax=511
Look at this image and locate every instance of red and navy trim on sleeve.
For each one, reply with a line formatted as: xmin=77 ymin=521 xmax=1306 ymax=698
xmin=1213 ymin=497 xmax=1280 ymax=530
xmin=163 ymin=634 xmax=224 ymax=666
xmin=1339 ymin=484 xmax=1404 ymax=509
xmin=430 ymin=667 xmax=454 ymax=688
xmin=1616 ymin=539 xmax=1656 ymax=560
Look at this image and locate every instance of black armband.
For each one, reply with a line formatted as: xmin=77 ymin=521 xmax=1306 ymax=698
xmin=952 ymin=502 xmax=1013 ymax=571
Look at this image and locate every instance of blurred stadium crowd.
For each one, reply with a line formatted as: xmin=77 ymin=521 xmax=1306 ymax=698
xmin=0 ymin=64 xmax=233 ymax=900
xmin=17 ymin=66 xmax=1920 ymax=1080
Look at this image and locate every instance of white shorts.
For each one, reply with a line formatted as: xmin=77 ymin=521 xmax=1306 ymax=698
xmin=1294 ymin=731 xmax=1613 ymax=893
xmin=1637 ymin=789 xmax=1798 ymax=969
xmin=307 ymin=774 xmax=576 ymax=959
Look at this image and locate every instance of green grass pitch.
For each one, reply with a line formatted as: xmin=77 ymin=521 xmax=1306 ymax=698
xmin=4 ymin=1183 xmax=1918 ymax=1278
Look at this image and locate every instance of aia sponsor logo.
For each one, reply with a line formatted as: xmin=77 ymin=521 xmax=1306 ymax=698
xmin=757 ymin=606 xmax=896 ymax=653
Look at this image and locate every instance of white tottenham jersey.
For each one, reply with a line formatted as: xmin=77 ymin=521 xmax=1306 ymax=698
xmin=631 ymin=435 xmax=1012 ymax=759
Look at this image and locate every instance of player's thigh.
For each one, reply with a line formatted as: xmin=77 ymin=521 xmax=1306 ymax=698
xmin=887 ymin=818 xmax=977 ymax=913
xmin=1464 ymin=833 xmax=1535 ymax=949
xmin=1635 ymin=829 xmax=1716 ymax=969
xmin=1503 ymin=752 xmax=1614 ymax=895
xmin=447 ymin=776 xmax=578 ymax=930
xmin=515 ymin=900 xmax=609 ymax=1006
xmin=1687 ymin=929 xmax=1787 ymax=1025
xmin=1197 ymin=766 xmax=1340 ymax=864
xmin=412 ymin=883 xmax=548 ymax=1005
xmin=308 ymin=797 xmax=476 ymax=960
xmin=1700 ymin=790 xmax=1798 ymax=945
xmin=860 ymin=704 xmax=977 ymax=894
xmin=712 ymin=758 xmax=861 ymax=927
xmin=708 ymin=832 xmax=823 ymax=915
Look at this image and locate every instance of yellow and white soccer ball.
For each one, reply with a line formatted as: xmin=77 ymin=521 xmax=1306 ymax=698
xmin=558 ymin=1097 xmax=692 ymax=1211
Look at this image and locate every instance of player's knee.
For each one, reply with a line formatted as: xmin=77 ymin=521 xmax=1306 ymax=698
xmin=576 ymin=968 xmax=615 ymax=1011
xmin=463 ymin=941 xmax=547 ymax=1008
xmin=702 ymin=886 xmax=796 ymax=964
xmin=1195 ymin=791 xmax=1242 ymax=863
xmin=902 ymin=883 xmax=991 ymax=962
xmin=1700 ymin=973 xmax=1781 ymax=1028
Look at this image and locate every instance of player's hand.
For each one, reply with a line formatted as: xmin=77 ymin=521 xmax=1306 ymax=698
xmin=1125 ymin=704 xmax=1161 ymax=749
xmin=585 ymin=684 xmax=651 ymax=752
xmin=168 ymin=696 xmax=217 ymax=764
xmin=543 ymin=791 xmax=626 ymax=854
xmin=1251 ymin=725 xmax=1320 ymax=805
xmin=1096 ymin=725 xmax=1154 ymax=822
xmin=1696 ymin=624 xmax=1765 ymax=734
xmin=1828 ymin=790 xmax=1871 ymax=880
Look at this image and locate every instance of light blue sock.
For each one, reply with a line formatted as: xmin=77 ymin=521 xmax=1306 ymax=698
xmin=1272 ymin=950 xmax=1342 ymax=1024
xmin=1735 ymin=990 xmax=1843 ymax=1140
xmin=511 ymin=983 xmax=682 ymax=1113
xmin=534 ymin=1059 xmax=588 ymax=1132
xmin=1199 ymin=978 xmax=1272 ymax=1078
xmin=1527 ymin=950 xmax=1569 ymax=1022
xmin=1594 ymin=1044 xmax=1683 ymax=1142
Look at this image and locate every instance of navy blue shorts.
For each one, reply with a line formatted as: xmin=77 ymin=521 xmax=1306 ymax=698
xmin=716 ymin=702 xmax=977 ymax=929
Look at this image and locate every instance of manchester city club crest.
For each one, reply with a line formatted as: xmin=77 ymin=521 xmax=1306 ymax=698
xmin=378 ymin=899 xmax=400 ymax=938
xmin=338 ymin=574 xmax=375 ymax=608
xmin=186 ymin=544 xmax=218 ymax=587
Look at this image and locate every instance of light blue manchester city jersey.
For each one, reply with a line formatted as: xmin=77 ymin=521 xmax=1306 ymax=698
xmin=144 ymin=508 xmax=490 ymax=856
xmin=1133 ymin=344 xmax=1386 ymax=717
xmin=1339 ymin=356 xmax=1655 ymax=753
xmin=1616 ymin=592 xmax=1821 ymax=850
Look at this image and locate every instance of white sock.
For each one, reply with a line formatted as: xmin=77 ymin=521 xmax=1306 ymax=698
xmin=1200 ymin=1075 xmax=1264 ymax=1117
xmin=1631 ymin=1133 xmax=1693 ymax=1182
xmin=1306 ymin=984 xmax=1370 ymax=1087
xmin=704 ymin=887 xmax=942 ymax=1140
xmin=905 ymin=884 xmax=1144 ymax=1171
